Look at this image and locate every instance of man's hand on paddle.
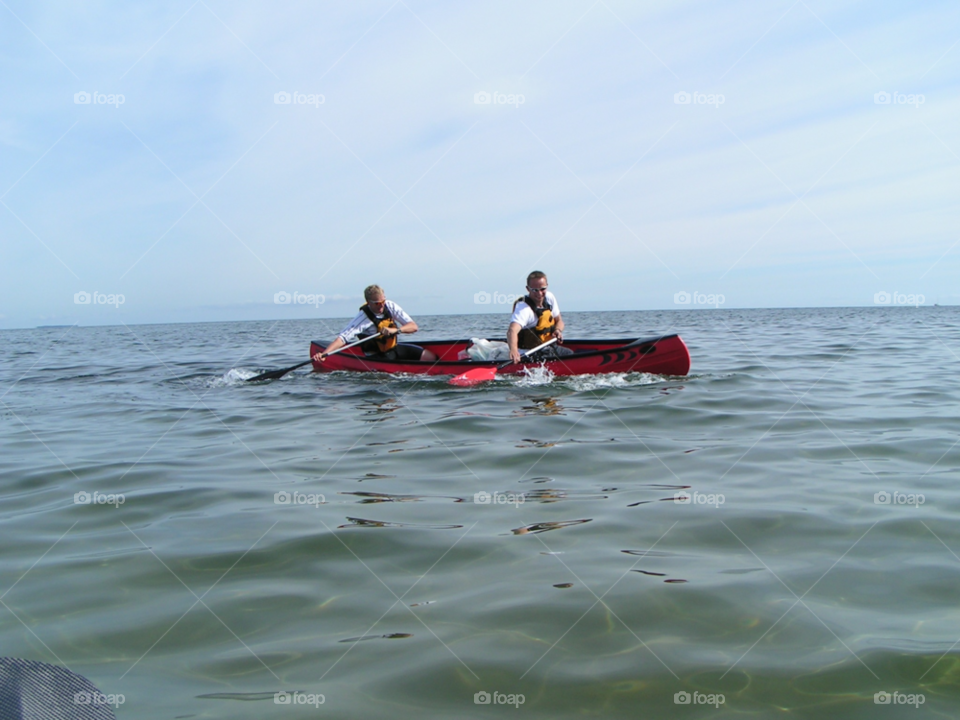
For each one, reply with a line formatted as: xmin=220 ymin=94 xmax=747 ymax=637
xmin=315 ymin=336 xmax=347 ymax=362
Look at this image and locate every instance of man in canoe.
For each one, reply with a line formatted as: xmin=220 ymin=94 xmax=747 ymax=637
xmin=507 ymin=271 xmax=574 ymax=364
xmin=313 ymin=285 xmax=438 ymax=363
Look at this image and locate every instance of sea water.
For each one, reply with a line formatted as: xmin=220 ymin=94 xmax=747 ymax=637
xmin=1 ymin=307 xmax=959 ymax=718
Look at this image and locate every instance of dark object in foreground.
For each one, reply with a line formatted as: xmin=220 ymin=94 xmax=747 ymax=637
xmin=0 ymin=657 xmax=116 ymax=719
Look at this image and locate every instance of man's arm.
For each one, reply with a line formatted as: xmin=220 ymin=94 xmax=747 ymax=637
xmin=553 ymin=314 xmax=564 ymax=343
xmin=507 ymin=322 xmax=522 ymax=364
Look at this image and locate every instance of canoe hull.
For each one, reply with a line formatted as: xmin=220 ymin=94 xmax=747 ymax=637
xmin=309 ymin=335 xmax=691 ymax=377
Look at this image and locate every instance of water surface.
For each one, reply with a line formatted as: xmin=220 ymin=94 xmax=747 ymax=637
xmin=1 ymin=308 xmax=959 ymax=718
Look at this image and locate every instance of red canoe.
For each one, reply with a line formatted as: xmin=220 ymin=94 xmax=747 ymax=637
xmin=309 ymin=335 xmax=690 ymax=377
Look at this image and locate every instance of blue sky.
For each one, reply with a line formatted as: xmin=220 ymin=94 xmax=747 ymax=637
xmin=1 ymin=0 xmax=958 ymax=328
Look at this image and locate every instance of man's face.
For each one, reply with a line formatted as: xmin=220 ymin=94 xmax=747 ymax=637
xmin=368 ymin=293 xmax=387 ymax=312
xmin=526 ymin=278 xmax=548 ymax=306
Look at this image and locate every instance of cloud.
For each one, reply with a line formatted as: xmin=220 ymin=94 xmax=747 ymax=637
xmin=1 ymin=0 xmax=959 ymax=327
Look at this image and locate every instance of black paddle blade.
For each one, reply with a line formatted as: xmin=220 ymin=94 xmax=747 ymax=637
xmin=0 ymin=657 xmax=117 ymax=719
xmin=246 ymin=359 xmax=313 ymax=382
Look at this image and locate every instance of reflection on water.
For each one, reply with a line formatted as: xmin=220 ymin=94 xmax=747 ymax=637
xmin=522 ymin=488 xmax=611 ymax=503
xmin=513 ymin=396 xmax=566 ymax=416
xmin=339 ymin=491 xmax=463 ymax=504
xmin=337 ymin=517 xmax=464 ymax=529
xmin=516 ymin=438 xmax=559 ymax=449
xmin=339 ymin=633 xmax=413 ymax=643
xmin=511 ymin=519 xmax=592 ymax=535
xmin=357 ymin=398 xmax=402 ymax=421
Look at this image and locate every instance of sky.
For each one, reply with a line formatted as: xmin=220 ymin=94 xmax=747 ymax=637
xmin=1 ymin=0 xmax=958 ymax=328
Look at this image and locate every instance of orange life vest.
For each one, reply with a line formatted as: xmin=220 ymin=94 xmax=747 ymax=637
xmin=514 ymin=296 xmax=556 ymax=348
xmin=360 ymin=304 xmax=398 ymax=353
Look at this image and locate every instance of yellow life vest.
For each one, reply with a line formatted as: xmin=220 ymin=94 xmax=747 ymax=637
xmin=360 ymin=304 xmax=398 ymax=353
xmin=514 ymin=296 xmax=556 ymax=349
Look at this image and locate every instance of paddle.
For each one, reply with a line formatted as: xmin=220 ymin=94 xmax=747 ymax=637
xmin=246 ymin=335 xmax=372 ymax=382
xmin=449 ymin=338 xmax=559 ymax=387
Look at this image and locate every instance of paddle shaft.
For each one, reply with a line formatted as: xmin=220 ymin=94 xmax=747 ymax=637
xmin=246 ymin=334 xmax=373 ymax=382
xmin=500 ymin=337 xmax=558 ymax=368
xmin=319 ymin=334 xmax=380 ymax=360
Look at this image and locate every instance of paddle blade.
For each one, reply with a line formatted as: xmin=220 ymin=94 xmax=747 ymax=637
xmin=449 ymin=367 xmax=498 ymax=386
xmin=246 ymin=359 xmax=313 ymax=382
xmin=246 ymin=368 xmax=288 ymax=382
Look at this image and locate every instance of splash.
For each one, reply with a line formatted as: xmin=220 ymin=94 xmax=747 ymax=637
xmin=516 ymin=365 xmax=555 ymax=386
xmin=208 ymin=368 xmax=258 ymax=386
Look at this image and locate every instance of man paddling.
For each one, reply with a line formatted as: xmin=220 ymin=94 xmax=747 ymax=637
xmin=313 ymin=285 xmax=438 ymax=363
xmin=507 ymin=271 xmax=573 ymax=364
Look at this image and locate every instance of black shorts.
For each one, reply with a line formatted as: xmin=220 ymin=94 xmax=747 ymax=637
xmin=366 ymin=343 xmax=425 ymax=361
xmin=527 ymin=345 xmax=574 ymax=361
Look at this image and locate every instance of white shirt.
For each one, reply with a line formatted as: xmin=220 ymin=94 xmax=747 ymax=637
xmin=337 ymin=300 xmax=414 ymax=343
xmin=509 ymin=291 xmax=560 ymax=329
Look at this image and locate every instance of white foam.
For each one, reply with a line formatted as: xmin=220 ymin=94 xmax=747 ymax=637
xmin=209 ymin=368 xmax=258 ymax=387
xmin=513 ymin=367 xmax=666 ymax=390
xmin=566 ymin=372 xmax=664 ymax=391
xmin=516 ymin=365 xmax=556 ymax=386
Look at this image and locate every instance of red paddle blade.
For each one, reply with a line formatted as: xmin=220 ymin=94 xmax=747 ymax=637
xmin=449 ymin=367 xmax=498 ymax=386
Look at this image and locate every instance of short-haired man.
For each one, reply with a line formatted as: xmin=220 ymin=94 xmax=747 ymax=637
xmin=314 ymin=285 xmax=438 ymax=363
xmin=507 ymin=271 xmax=573 ymax=364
